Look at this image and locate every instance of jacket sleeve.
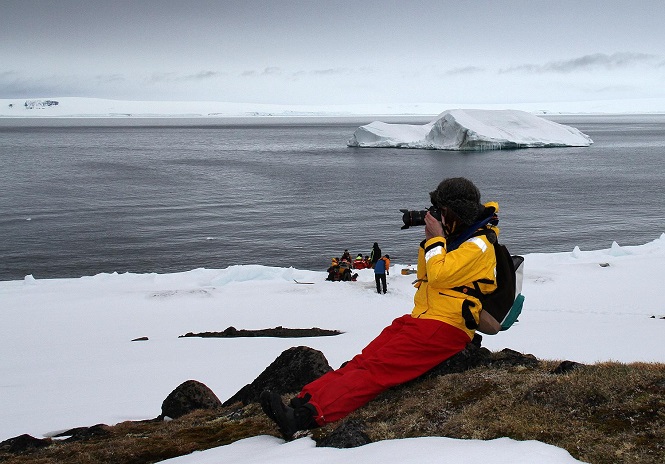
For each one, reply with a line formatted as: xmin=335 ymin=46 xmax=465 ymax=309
xmin=422 ymin=235 xmax=494 ymax=290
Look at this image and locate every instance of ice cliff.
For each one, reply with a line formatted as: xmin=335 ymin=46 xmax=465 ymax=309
xmin=347 ymin=109 xmax=593 ymax=150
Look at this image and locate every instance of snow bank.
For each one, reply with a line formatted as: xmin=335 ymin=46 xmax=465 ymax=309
xmin=158 ymin=435 xmax=583 ymax=464
xmin=347 ymin=109 xmax=593 ymax=150
xmin=2 ymin=97 xmax=665 ymax=119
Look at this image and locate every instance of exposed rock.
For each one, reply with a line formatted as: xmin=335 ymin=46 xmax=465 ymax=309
xmin=180 ymin=326 xmax=342 ymax=338
xmin=422 ymin=338 xmax=493 ymax=379
xmin=223 ymin=346 xmax=332 ymax=406
xmin=161 ymin=380 xmax=223 ymax=419
xmin=0 ymin=434 xmax=51 ymax=453
xmin=317 ymin=420 xmax=371 ymax=448
xmin=416 ymin=337 xmax=539 ymax=381
xmin=131 ymin=336 xmax=149 ymax=341
xmin=55 ymin=424 xmax=111 ymax=442
xmin=490 ymin=348 xmax=540 ymax=368
xmin=551 ymin=360 xmax=586 ymax=375
xmin=24 ymin=99 xmax=59 ymax=109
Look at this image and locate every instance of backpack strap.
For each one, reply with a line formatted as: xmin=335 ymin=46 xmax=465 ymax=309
xmin=451 ymin=228 xmax=498 ymax=300
xmin=446 ymin=207 xmax=498 ymax=252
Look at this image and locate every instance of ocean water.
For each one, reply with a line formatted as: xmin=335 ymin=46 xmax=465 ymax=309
xmin=1 ymin=114 xmax=664 ymax=281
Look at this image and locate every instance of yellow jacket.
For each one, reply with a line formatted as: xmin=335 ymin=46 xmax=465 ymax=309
xmin=411 ymin=202 xmax=499 ymax=340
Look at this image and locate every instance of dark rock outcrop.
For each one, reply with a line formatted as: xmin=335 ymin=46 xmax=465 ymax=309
xmin=0 ymin=434 xmax=51 ymax=453
xmin=423 ymin=335 xmax=493 ymax=379
xmin=223 ymin=346 xmax=332 ymax=406
xmin=24 ymin=99 xmax=59 ymax=109
xmin=161 ymin=380 xmax=223 ymax=419
xmin=316 ymin=419 xmax=371 ymax=448
xmin=55 ymin=424 xmax=111 ymax=442
xmin=180 ymin=326 xmax=342 ymax=338
xmin=490 ymin=348 xmax=540 ymax=368
xmin=551 ymin=360 xmax=586 ymax=374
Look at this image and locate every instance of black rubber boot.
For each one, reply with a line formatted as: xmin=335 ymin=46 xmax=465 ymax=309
xmin=294 ymin=403 xmax=318 ymax=430
xmin=259 ymin=390 xmax=279 ymax=423
xmin=260 ymin=391 xmax=318 ymax=440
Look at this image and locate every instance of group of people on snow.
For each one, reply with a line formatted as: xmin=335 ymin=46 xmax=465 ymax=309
xmin=325 ymin=244 xmax=391 ymax=294
xmin=325 ymin=255 xmax=358 ymax=282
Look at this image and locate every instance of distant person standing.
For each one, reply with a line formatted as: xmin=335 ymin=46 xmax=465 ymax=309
xmin=369 ymin=242 xmax=381 ymax=268
xmin=374 ymin=254 xmax=390 ymax=294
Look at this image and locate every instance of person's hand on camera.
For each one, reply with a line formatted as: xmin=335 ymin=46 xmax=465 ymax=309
xmin=425 ymin=211 xmax=445 ymax=240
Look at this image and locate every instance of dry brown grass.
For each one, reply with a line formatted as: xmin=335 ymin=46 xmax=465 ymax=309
xmin=349 ymin=361 xmax=665 ymax=464
xmin=0 ymin=404 xmax=278 ymax=464
xmin=2 ymin=361 xmax=664 ymax=464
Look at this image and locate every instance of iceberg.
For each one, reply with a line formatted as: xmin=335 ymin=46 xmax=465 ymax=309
xmin=347 ymin=109 xmax=593 ymax=150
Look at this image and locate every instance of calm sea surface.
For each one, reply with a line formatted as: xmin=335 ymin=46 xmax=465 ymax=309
xmin=1 ymin=114 xmax=664 ymax=281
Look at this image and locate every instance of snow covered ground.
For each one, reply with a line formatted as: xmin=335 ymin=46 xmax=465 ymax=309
xmin=2 ymin=234 xmax=665 ymax=463
xmin=1 ymin=96 xmax=665 ymax=118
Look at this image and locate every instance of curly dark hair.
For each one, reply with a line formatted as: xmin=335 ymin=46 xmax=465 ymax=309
xmin=429 ymin=177 xmax=483 ymax=225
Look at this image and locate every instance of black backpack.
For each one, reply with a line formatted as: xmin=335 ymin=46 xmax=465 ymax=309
xmin=480 ymin=236 xmax=525 ymax=331
xmin=453 ymin=230 xmax=525 ymax=334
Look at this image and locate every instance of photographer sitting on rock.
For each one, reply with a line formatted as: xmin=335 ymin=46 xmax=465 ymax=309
xmin=261 ymin=177 xmax=501 ymax=439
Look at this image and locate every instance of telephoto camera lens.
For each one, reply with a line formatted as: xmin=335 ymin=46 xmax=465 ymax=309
xmin=400 ymin=206 xmax=441 ymax=229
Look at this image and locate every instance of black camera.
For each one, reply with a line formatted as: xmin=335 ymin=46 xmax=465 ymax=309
xmin=400 ymin=206 xmax=442 ymax=230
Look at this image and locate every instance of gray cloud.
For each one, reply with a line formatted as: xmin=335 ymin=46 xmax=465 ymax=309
xmin=149 ymin=72 xmax=178 ymax=83
xmin=311 ymin=68 xmax=350 ymax=76
xmin=591 ymin=84 xmax=636 ymax=93
xmin=185 ymin=71 xmax=225 ymax=80
xmin=262 ymin=67 xmax=282 ymax=76
xmin=500 ymin=52 xmax=659 ymax=74
xmin=93 ymin=74 xmax=126 ymax=84
xmin=241 ymin=67 xmax=359 ymax=79
xmin=1 ymin=82 xmax=60 ymax=98
xmin=241 ymin=67 xmax=283 ymax=77
xmin=0 ymin=71 xmax=77 ymax=98
xmin=445 ymin=66 xmax=486 ymax=76
xmin=149 ymin=71 xmax=225 ymax=83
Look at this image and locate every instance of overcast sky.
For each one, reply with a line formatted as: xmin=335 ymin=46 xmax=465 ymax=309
xmin=1 ymin=0 xmax=664 ymax=105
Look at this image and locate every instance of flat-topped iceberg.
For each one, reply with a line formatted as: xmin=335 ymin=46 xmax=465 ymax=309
xmin=347 ymin=109 xmax=593 ymax=150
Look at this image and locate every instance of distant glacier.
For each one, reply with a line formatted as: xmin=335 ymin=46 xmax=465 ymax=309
xmin=347 ymin=109 xmax=593 ymax=150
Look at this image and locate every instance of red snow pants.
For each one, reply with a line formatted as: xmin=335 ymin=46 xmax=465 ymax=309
xmin=299 ymin=314 xmax=470 ymax=425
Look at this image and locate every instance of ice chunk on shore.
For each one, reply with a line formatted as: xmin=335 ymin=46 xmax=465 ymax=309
xmin=347 ymin=109 xmax=593 ymax=150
